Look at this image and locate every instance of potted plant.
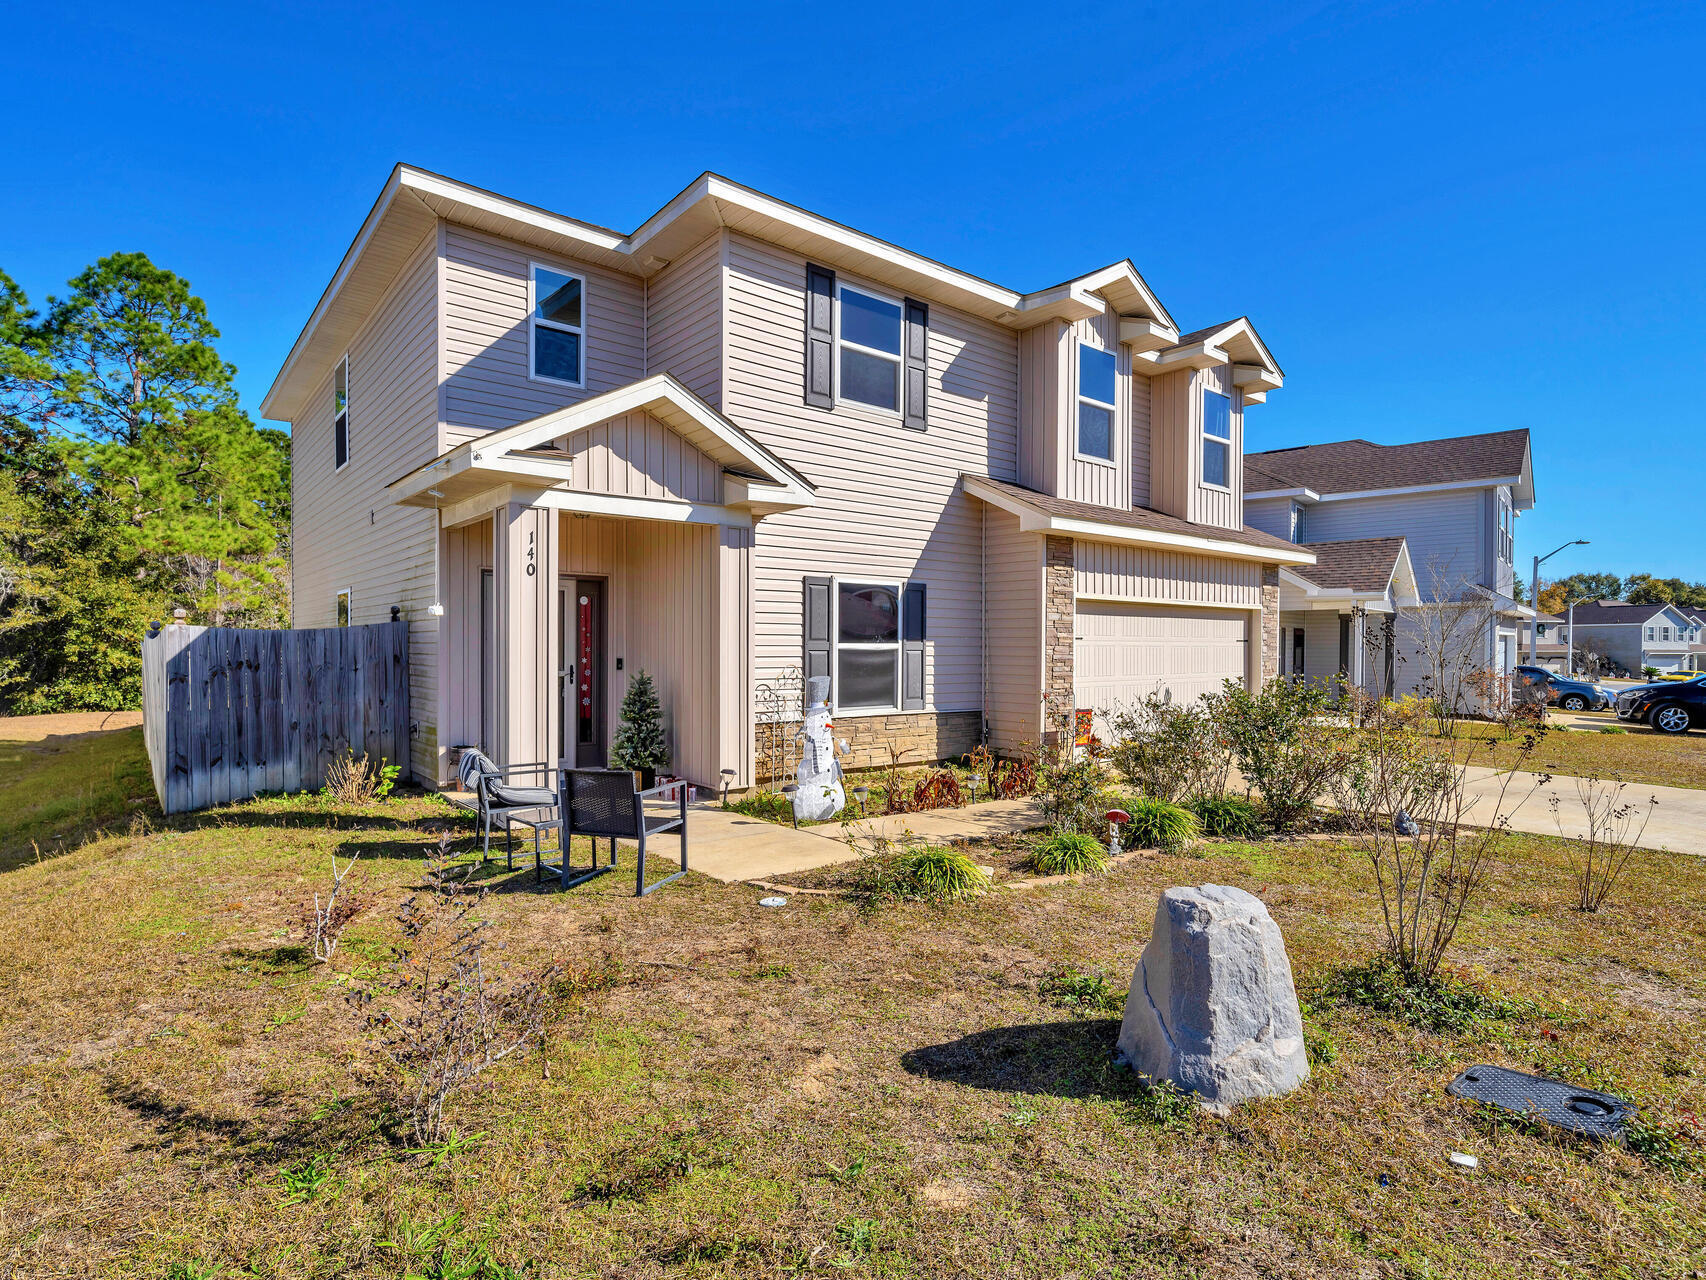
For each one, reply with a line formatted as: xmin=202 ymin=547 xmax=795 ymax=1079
xmin=609 ymin=668 xmax=669 ymax=789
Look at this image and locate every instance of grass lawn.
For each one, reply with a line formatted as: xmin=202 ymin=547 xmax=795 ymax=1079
xmin=0 ymin=715 xmax=155 ymax=870
xmin=1 ymin=727 xmax=1704 ymax=1277
xmin=1443 ymin=718 xmax=1706 ymax=791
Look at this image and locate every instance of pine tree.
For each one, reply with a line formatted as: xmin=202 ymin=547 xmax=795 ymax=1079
xmin=609 ymin=669 xmax=669 ymax=773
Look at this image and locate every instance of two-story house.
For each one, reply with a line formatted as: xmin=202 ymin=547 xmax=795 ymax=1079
xmin=260 ymin=166 xmax=1310 ymax=788
xmin=1567 ymin=601 xmax=1703 ymax=675
xmin=1242 ymin=430 xmax=1534 ymax=700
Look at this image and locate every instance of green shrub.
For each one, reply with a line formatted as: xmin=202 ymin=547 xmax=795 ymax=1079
xmin=1598 ymin=726 xmax=1628 ymax=735
xmin=1188 ymin=793 xmax=1263 ymax=839
xmin=1208 ymin=677 xmax=1351 ymax=831
xmin=1103 ymin=693 xmax=1231 ymax=804
xmin=1121 ymin=797 xmax=1200 ymax=852
xmin=1029 ymin=830 xmax=1110 ymax=876
xmin=904 ymin=846 xmax=989 ymax=900
xmin=1034 ymin=747 xmax=1109 ymax=833
xmin=723 ymin=790 xmax=792 ymax=822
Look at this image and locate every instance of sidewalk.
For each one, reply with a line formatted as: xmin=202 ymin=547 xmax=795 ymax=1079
xmin=1458 ymin=765 xmax=1706 ymax=856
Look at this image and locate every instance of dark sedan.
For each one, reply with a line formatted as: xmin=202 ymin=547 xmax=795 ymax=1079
xmin=1513 ymin=665 xmax=1616 ymax=712
xmin=1616 ymin=675 xmax=1706 ymax=734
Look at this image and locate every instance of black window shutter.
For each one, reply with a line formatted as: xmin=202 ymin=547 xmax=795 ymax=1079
xmin=803 ymin=576 xmax=832 ymax=685
xmin=901 ymin=581 xmax=926 ymax=710
xmin=903 ymin=299 xmax=928 ymax=431
xmin=804 ymin=265 xmax=835 ymax=409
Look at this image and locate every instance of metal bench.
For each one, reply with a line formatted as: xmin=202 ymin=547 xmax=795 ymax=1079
xmin=549 ymin=768 xmax=689 ymax=895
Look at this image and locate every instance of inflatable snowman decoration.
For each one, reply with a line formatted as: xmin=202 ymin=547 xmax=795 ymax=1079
xmin=791 ymin=675 xmax=849 ymax=822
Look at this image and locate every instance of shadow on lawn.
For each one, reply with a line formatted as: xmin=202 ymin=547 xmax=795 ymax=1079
xmin=901 ymin=1019 xmax=1149 ymax=1100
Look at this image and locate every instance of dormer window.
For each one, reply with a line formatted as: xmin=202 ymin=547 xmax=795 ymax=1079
xmin=1202 ymin=390 xmax=1231 ymax=488
xmin=529 ymin=263 xmax=585 ymax=386
xmin=1077 ymin=344 xmax=1115 ymax=461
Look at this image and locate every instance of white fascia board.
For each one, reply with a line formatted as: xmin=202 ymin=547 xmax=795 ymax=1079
xmin=402 ymin=166 xmax=625 ymax=254
xmin=1119 ymin=316 xmax=1177 ymax=351
xmin=1232 ymin=364 xmax=1283 ymax=395
xmin=1244 ymin=486 xmax=1321 ymax=503
xmin=1131 ymin=340 xmax=1226 ymax=374
xmin=1275 ymin=476 xmax=1524 ymax=504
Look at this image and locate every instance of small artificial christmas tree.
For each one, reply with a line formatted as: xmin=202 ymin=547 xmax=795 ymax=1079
xmin=609 ymin=669 xmax=669 ymax=780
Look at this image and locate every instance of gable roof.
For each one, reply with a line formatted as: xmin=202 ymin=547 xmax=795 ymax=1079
xmin=1245 ymin=428 xmax=1533 ymax=507
xmin=1571 ymin=599 xmax=1697 ymax=628
xmin=964 ymin=475 xmax=1314 ymax=565
xmin=1290 ymin=537 xmax=1409 ymax=594
xmin=261 ymin=165 xmax=1252 ymax=421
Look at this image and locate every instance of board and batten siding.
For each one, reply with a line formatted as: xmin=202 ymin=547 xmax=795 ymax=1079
xmin=564 ymin=409 xmax=724 ymax=504
xmin=982 ymin=507 xmax=1043 ymax=755
xmin=1061 ymin=311 xmax=1132 ymax=510
xmin=1146 ymin=364 xmax=1243 ymax=532
xmin=722 ymin=231 xmax=1019 ymax=713
xmin=645 ymin=231 xmax=723 ymax=407
xmin=1190 ymin=362 xmax=1243 ymax=530
xmin=1074 ymin=541 xmax=1263 ymax=608
xmin=1130 ymin=372 xmax=1152 ymax=509
xmin=1303 ymin=489 xmax=1487 ymax=597
xmin=290 ymin=228 xmax=441 ymax=781
xmin=438 ymin=223 xmax=647 ymax=438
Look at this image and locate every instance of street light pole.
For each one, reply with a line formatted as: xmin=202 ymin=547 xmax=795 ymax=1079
xmin=1567 ymin=599 xmax=1576 ymax=677
xmin=1530 ymin=539 xmax=1591 ymax=665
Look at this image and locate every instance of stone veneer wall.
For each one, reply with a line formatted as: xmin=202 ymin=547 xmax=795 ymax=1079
xmin=1043 ymin=535 xmax=1076 ymax=743
xmin=1261 ymin=565 xmax=1280 ymax=684
xmin=754 ymin=710 xmax=984 ymax=781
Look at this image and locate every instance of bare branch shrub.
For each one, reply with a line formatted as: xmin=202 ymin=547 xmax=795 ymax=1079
xmin=1332 ymin=715 xmax=1544 ymax=983
xmin=1549 ymin=775 xmax=1658 ymax=912
xmin=1402 ymin=562 xmax=1500 ymax=729
xmin=354 ymin=837 xmax=558 ymax=1144
xmin=304 ymin=849 xmax=364 ymax=963
xmin=322 ymin=749 xmax=401 ymax=804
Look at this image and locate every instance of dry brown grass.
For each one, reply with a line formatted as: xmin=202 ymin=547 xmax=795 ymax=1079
xmin=0 ymin=734 xmax=1703 ymax=1277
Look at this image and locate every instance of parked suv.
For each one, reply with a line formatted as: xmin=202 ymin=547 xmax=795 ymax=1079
xmin=1616 ymin=675 xmax=1706 ymax=734
xmin=1512 ymin=665 xmax=1616 ymax=712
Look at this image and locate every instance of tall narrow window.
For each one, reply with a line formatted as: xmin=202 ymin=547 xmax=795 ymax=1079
xmin=1077 ymin=344 xmax=1116 ymax=461
xmin=336 ymin=588 xmax=351 ymax=627
xmin=1202 ymin=389 xmax=1231 ymax=488
xmin=333 ymin=355 xmax=350 ymax=470
xmin=530 ymin=263 xmax=585 ymax=386
xmin=836 ymin=284 xmax=902 ymax=411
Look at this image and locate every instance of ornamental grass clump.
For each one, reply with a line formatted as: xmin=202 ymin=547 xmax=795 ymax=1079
xmin=1121 ymin=797 xmax=1200 ymax=853
xmin=1029 ymin=830 xmax=1110 ymax=876
xmin=904 ymin=846 xmax=989 ymax=900
xmin=1188 ymin=793 xmax=1264 ymax=840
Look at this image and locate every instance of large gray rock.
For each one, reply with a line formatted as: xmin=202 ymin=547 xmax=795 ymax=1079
xmin=1117 ymin=884 xmax=1308 ymax=1110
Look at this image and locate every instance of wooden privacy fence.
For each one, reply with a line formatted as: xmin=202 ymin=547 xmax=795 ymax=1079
xmin=141 ymin=620 xmax=411 ymax=814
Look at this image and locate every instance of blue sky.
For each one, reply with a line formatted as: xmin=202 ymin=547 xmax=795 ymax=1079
xmin=5 ymin=0 xmax=1701 ymax=582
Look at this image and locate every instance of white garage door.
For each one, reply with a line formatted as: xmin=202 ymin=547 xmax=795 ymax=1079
xmin=1074 ymin=603 xmax=1249 ymax=713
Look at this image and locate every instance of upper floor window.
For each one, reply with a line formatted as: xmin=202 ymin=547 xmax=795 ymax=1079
xmin=333 ymin=355 xmax=350 ymax=470
xmin=1497 ymin=495 xmax=1514 ymax=563
xmin=836 ymin=284 xmax=902 ymax=412
xmin=1289 ymin=501 xmax=1305 ymax=542
xmin=1647 ymin=626 xmax=1657 ymax=641
xmin=1077 ymin=344 xmax=1116 ymax=461
xmin=1202 ymin=390 xmax=1232 ymax=488
xmin=1662 ymin=626 xmax=1673 ymax=642
xmin=530 ymin=263 xmax=585 ymax=386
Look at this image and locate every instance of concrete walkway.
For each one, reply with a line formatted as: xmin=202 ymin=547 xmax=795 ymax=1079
xmin=1458 ymin=765 xmax=1706 ymax=856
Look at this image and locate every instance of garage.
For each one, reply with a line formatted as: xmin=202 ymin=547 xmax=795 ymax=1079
xmin=1074 ymin=602 xmax=1250 ymax=713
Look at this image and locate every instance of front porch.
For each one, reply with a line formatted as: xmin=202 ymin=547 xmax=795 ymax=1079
xmin=1276 ymin=537 xmax=1418 ymax=699
xmin=386 ymin=375 xmax=816 ymax=790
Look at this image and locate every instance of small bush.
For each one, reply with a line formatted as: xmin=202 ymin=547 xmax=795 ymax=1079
xmin=1598 ymin=726 xmax=1628 ymax=735
xmin=1029 ymin=830 xmax=1110 ymax=876
xmin=1119 ymin=1078 xmax=1197 ymax=1131
xmin=1039 ymin=963 xmax=1124 ymax=1013
xmin=1034 ymin=749 xmax=1109 ymax=833
xmin=1103 ymin=693 xmax=1231 ymax=804
xmin=904 ymin=846 xmax=989 ymax=900
xmin=1188 ymin=793 xmax=1263 ymax=840
xmin=1210 ymin=677 xmax=1350 ymax=831
xmin=322 ymin=750 xmax=401 ymax=804
xmin=723 ymin=790 xmax=792 ymax=822
xmin=1121 ymin=797 xmax=1200 ymax=852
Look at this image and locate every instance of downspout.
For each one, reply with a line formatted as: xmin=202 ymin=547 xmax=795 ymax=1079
xmin=980 ymin=501 xmax=989 ymax=746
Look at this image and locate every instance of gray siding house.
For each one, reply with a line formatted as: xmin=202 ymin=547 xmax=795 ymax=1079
xmin=1243 ymin=430 xmax=1535 ymax=701
xmin=1567 ymin=601 xmax=1703 ymax=674
xmin=262 ymin=166 xmax=1310 ymax=788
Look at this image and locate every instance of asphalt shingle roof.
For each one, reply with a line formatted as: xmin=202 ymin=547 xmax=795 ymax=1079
xmin=1245 ymin=429 xmax=1529 ymax=496
xmin=1289 ymin=537 xmax=1406 ymax=594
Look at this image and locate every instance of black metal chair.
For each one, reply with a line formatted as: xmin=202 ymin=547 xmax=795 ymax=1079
xmin=553 ymin=769 xmax=689 ymax=895
xmin=456 ymin=750 xmax=562 ymax=873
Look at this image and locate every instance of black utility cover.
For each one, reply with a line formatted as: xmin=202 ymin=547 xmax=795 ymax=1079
xmin=1446 ymin=1064 xmax=1634 ymax=1141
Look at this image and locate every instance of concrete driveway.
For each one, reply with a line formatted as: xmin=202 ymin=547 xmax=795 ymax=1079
xmin=1458 ymin=765 xmax=1706 ymax=856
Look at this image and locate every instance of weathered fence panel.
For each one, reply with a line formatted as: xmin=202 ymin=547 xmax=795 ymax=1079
xmin=141 ymin=621 xmax=411 ymax=814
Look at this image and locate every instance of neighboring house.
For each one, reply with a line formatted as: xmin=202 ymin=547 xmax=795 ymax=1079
xmin=1243 ymin=429 xmax=1535 ymax=701
xmin=1275 ymin=538 xmax=1419 ymax=694
xmin=261 ymin=166 xmax=1309 ymax=788
xmin=1567 ymin=601 xmax=1704 ymax=674
xmin=1516 ymin=611 xmax=1569 ymax=671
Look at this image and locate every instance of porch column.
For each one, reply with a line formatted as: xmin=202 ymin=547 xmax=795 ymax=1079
xmin=714 ymin=525 xmax=755 ymax=788
xmin=491 ymin=500 xmax=560 ymax=769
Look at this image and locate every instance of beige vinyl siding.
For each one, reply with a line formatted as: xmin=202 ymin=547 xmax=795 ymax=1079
xmin=558 ymin=515 xmax=725 ymax=786
xmin=1191 ymin=362 xmax=1242 ymax=530
xmin=982 ymin=506 xmax=1043 ymax=755
xmin=1130 ymin=372 xmax=1152 ymax=509
xmin=289 ymin=228 xmax=441 ymax=781
xmin=439 ymin=224 xmax=646 ymax=434
xmin=723 ymin=231 xmax=1018 ymax=713
xmin=1062 ymin=311 xmax=1130 ymax=510
xmin=564 ymin=409 xmax=724 ymax=504
xmin=645 ymin=231 xmax=723 ymax=407
xmin=1304 ymin=489 xmax=1487 ymax=596
xmin=1074 ymin=541 xmax=1263 ymax=608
